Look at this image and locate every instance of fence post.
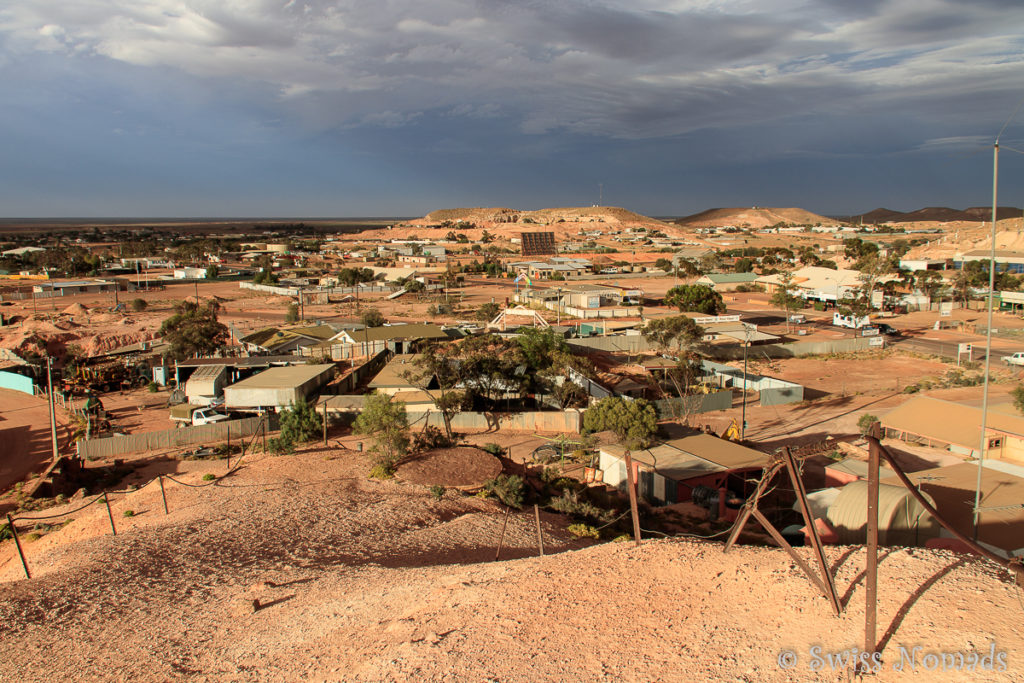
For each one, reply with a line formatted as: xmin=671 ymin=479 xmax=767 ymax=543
xmin=624 ymin=450 xmax=642 ymax=547
xmin=6 ymin=514 xmax=30 ymax=579
xmin=494 ymin=505 xmax=512 ymax=561
xmin=102 ymin=495 xmax=117 ymax=536
xmin=158 ymin=475 xmax=169 ymax=515
xmin=226 ymin=424 xmax=231 ymax=470
xmin=533 ymin=504 xmax=545 ymax=557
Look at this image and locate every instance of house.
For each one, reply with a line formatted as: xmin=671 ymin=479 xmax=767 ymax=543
xmin=367 ymin=354 xmax=437 ymax=396
xmin=507 ymin=259 xmax=590 ymax=280
xmin=955 ymin=249 xmax=1024 ymax=274
xmin=757 ymin=266 xmax=898 ymax=304
xmin=173 ymin=267 xmax=208 ymax=279
xmin=694 ymin=272 xmax=760 ymax=291
xmin=317 ymin=324 xmax=450 ymax=360
xmin=239 ymin=324 xmax=343 ymax=356
xmin=598 ymin=434 xmax=768 ymax=506
xmin=880 ymin=395 xmax=1024 ymax=464
xmin=2 ymin=246 xmax=45 ymax=258
xmin=223 ymin=363 xmax=336 ymax=411
xmin=32 ymin=279 xmax=133 ymax=296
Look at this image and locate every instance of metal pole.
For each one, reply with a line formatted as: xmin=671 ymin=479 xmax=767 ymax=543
xmin=494 ymin=505 xmax=512 ymax=561
xmin=46 ymin=357 xmax=59 ymax=462
xmin=158 ymin=475 xmax=169 ymax=515
xmin=226 ymin=424 xmax=231 ymax=470
xmin=533 ymin=504 xmax=545 ymax=556
xmin=974 ymin=141 xmax=999 ymax=537
xmin=624 ymin=450 xmax=642 ymax=547
xmin=102 ymin=495 xmax=117 ymax=536
xmin=323 ymin=402 xmax=328 ymax=445
xmin=865 ymin=423 xmax=881 ymax=652
xmin=6 ymin=514 xmax=30 ymax=579
xmin=740 ymin=340 xmax=748 ymax=440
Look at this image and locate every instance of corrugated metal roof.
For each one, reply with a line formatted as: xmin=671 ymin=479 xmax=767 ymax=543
xmin=601 ymin=434 xmax=767 ymax=481
xmin=342 ymin=324 xmax=448 ymax=344
xmin=881 ymin=396 xmax=1024 ymax=449
xmin=227 ymin=364 xmax=334 ymax=389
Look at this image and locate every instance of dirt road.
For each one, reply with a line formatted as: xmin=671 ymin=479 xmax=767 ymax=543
xmin=0 ymin=389 xmax=69 ymax=494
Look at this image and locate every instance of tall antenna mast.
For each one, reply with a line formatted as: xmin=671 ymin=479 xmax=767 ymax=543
xmin=598 ymin=183 xmax=603 ymax=207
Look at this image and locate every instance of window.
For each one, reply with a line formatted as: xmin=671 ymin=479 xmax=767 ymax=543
xmin=988 ymin=437 xmax=1003 ymax=449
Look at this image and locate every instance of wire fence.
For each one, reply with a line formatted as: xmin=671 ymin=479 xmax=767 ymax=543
xmin=2 ymin=413 xmax=271 ymax=579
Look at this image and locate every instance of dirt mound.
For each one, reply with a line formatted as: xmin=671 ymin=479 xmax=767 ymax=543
xmin=420 ymin=206 xmax=669 ymax=229
xmin=675 ymin=207 xmax=839 ymax=228
xmin=62 ymin=303 xmax=89 ymax=316
xmin=79 ymin=331 xmax=154 ymax=356
xmin=397 ymin=446 xmax=502 ymax=488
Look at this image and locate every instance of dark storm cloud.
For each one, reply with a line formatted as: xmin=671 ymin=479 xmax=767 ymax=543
xmin=0 ymin=1 xmax=1022 ymax=215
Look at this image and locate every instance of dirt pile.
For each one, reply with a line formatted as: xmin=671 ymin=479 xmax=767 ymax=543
xmin=675 ymin=207 xmax=840 ymax=229
xmin=0 ymin=445 xmax=1019 ymax=681
xmin=62 ymin=302 xmax=89 ymax=316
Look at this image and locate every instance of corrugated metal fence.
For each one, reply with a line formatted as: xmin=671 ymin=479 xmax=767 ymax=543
xmin=77 ymin=416 xmax=269 ymax=459
xmin=0 ymin=370 xmax=35 ymax=395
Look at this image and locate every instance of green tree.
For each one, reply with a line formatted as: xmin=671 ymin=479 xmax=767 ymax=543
xmin=582 ymin=397 xmax=658 ymax=449
xmin=205 ymin=264 xmax=220 ymax=280
xmin=642 ymin=315 xmax=705 ymax=356
xmin=361 ymin=308 xmax=385 ymax=328
xmin=476 ymin=301 xmax=500 ymax=322
xmin=858 ymin=413 xmax=879 ymax=437
xmin=285 ymin=303 xmax=300 ymax=324
xmin=664 ymin=284 xmax=725 ymax=314
xmin=1012 ymin=385 xmax=1024 ymax=416
xmin=734 ymin=257 xmax=754 ymax=273
xmin=770 ymin=271 xmax=803 ymax=332
xmin=916 ymin=270 xmax=946 ymax=309
xmin=353 ymin=393 xmax=410 ymax=474
xmin=279 ymin=397 xmax=323 ymax=445
xmin=158 ymin=301 xmax=228 ymax=360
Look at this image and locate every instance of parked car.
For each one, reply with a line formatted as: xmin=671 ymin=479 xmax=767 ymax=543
xmin=876 ymin=323 xmax=900 ymax=336
xmin=1004 ymin=352 xmax=1024 ymax=367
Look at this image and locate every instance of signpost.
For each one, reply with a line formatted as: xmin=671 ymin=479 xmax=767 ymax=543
xmin=958 ymin=342 xmax=973 ymax=366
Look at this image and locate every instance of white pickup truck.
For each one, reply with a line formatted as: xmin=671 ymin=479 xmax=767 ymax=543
xmin=1004 ymin=352 xmax=1024 ymax=367
xmin=170 ymin=404 xmax=232 ymax=426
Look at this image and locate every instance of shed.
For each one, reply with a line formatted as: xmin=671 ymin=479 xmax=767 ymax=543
xmin=826 ymin=481 xmax=941 ymax=547
xmin=599 ymin=434 xmax=768 ymax=506
xmin=185 ymin=364 xmax=227 ymax=406
xmin=224 ymin=363 xmax=335 ymax=411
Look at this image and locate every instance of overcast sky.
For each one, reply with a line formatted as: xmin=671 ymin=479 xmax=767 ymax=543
xmin=2 ymin=1 xmax=1024 ymax=218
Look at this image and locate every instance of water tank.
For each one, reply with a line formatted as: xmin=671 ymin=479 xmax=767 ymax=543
xmin=826 ymin=481 xmax=941 ymax=547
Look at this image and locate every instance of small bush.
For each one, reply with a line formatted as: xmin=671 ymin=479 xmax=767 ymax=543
xmin=483 ymin=474 xmax=525 ymax=509
xmin=123 ymin=509 xmax=135 ymax=517
xmin=413 ymin=425 xmax=452 ymax=452
xmin=429 ymin=484 xmax=445 ymax=501
xmin=481 ymin=443 xmax=506 ymax=458
xmin=147 ymin=381 xmax=159 ymax=393
xmin=202 ymin=473 xmax=216 ymax=481
xmin=369 ymin=463 xmax=395 ymax=480
xmin=285 ymin=303 xmax=299 ymax=323
xmin=567 ymin=523 xmax=600 ymax=539
xmin=266 ymin=436 xmax=295 ymax=456
xmin=612 ymin=534 xmax=632 ymax=543
xmin=131 ymin=298 xmax=148 ymax=312
xmin=857 ymin=413 xmax=879 ymax=437
xmin=26 ymin=532 xmax=41 ymax=542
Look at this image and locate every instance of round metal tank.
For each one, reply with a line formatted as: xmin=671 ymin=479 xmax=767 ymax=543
xmin=826 ymin=481 xmax=941 ymax=547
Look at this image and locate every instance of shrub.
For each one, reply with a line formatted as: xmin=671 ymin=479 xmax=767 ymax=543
xmin=483 ymin=474 xmax=525 ymax=509
xmin=548 ymin=489 xmax=613 ymax=523
xmin=857 ymin=413 xmax=879 ymax=437
xmin=265 ymin=436 xmax=295 ymax=456
xmin=147 ymin=381 xmax=159 ymax=393
xmin=279 ymin=398 xmax=323 ymax=445
xmin=429 ymin=484 xmax=445 ymax=501
xmin=481 ymin=443 xmax=506 ymax=457
xmin=131 ymin=298 xmax=148 ymax=312
xmin=202 ymin=473 xmax=216 ymax=481
xmin=369 ymin=463 xmax=395 ymax=480
xmin=285 ymin=303 xmax=299 ymax=323
xmin=413 ymin=425 xmax=452 ymax=451
xmin=123 ymin=509 xmax=135 ymax=517
xmin=567 ymin=523 xmax=600 ymax=539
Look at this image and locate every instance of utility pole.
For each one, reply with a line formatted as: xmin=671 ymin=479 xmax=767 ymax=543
xmin=740 ymin=325 xmax=753 ymax=441
xmin=46 ymin=356 xmax=59 ymax=462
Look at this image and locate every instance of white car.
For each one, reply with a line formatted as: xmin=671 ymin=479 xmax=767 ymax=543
xmin=1004 ymin=352 xmax=1024 ymax=367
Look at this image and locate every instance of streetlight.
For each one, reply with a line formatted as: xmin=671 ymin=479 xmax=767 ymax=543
xmin=740 ymin=323 xmax=754 ymax=441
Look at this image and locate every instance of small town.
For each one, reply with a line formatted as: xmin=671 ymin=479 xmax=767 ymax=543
xmin=2 ymin=2 xmax=1023 ymax=681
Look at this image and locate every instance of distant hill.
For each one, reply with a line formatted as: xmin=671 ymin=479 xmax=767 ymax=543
xmin=674 ymin=207 xmax=839 ymax=229
xmin=850 ymin=206 xmax=1022 ymax=224
xmin=419 ymin=206 xmax=671 ymax=228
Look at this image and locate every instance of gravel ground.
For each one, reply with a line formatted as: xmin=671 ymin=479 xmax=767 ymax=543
xmin=1 ymin=442 xmax=1021 ymax=682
